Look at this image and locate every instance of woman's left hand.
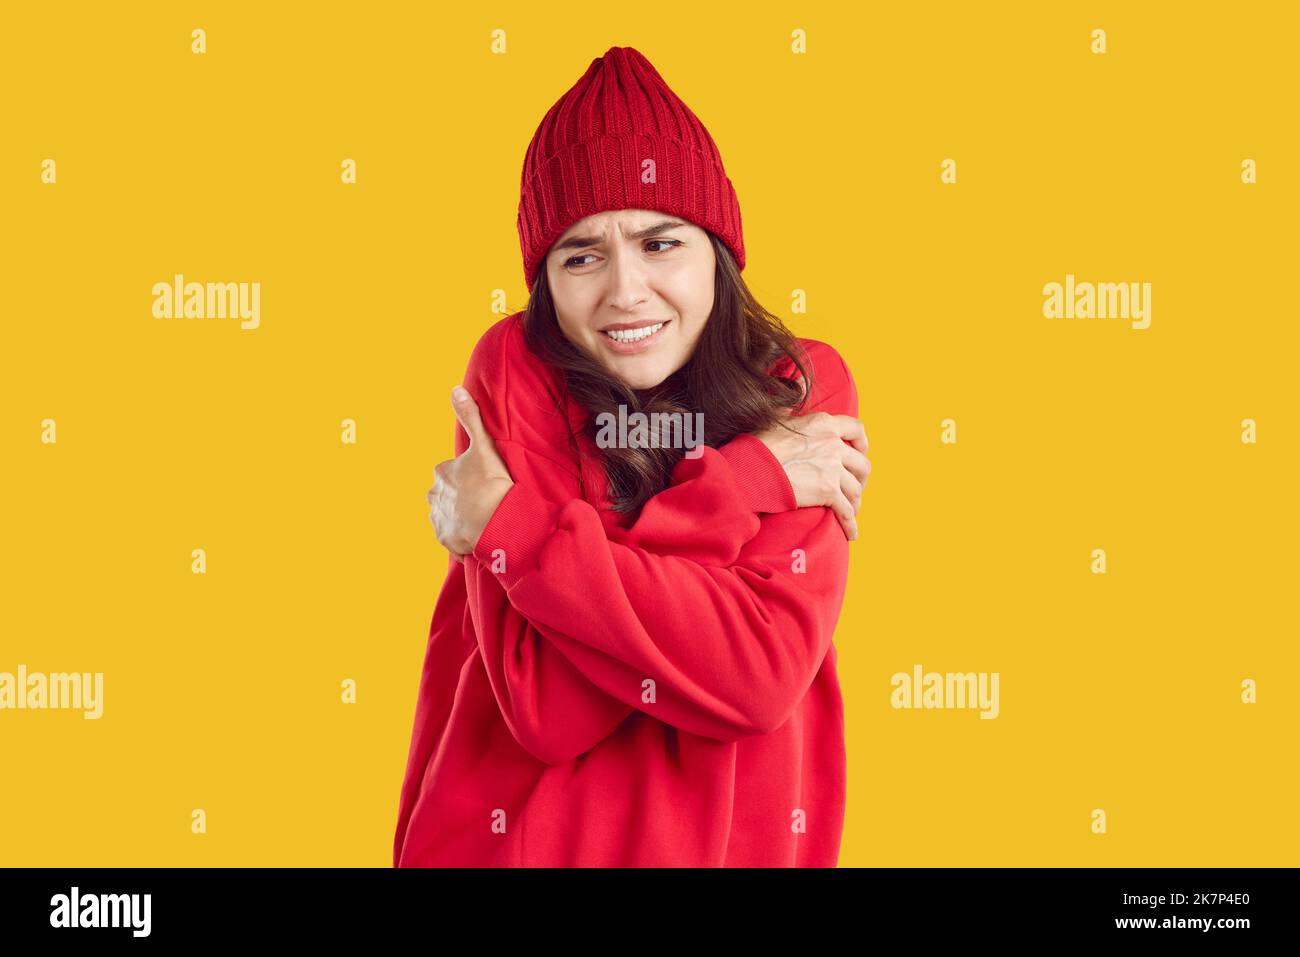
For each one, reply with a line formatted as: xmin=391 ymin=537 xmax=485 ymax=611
xmin=427 ymin=386 xmax=516 ymax=562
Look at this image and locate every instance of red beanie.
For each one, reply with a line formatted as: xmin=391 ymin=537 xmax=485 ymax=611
xmin=517 ymin=45 xmax=746 ymax=291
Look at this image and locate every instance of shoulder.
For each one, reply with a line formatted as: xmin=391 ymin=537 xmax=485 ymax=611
xmin=462 ymin=310 xmax=571 ymax=444
xmin=465 ymin=309 xmax=533 ymax=383
xmin=768 ymin=337 xmax=858 ymax=417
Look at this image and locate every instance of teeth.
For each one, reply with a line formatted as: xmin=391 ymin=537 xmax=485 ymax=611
xmin=604 ymin=322 xmax=664 ymax=343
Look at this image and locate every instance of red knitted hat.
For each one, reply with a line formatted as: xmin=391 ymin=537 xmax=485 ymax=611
xmin=517 ymin=46 xmax=746 ymax=291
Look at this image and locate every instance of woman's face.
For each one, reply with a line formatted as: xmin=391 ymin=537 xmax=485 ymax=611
xmin=545 ymin=208 xmax=716 ymax=390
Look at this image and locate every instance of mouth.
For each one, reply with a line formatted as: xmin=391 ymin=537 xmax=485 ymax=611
xmin=598 ymin=319 xmax=672 ymax=354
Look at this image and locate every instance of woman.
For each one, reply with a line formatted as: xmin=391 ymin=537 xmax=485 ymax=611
xmin=393 ymin=46 xmax=871 ymax=867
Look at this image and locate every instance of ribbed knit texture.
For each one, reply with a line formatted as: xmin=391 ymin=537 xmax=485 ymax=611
xmin=517 ymin=46 xmax=745 ymax=290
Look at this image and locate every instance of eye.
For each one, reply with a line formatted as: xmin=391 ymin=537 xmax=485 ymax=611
xmin=562 ymin=239 xmax=683 ymax=270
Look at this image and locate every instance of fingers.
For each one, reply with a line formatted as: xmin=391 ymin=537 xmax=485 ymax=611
xmin=831 ymin=414 xmax=868 ymax=458
xmin=429 ymin=460 xmax=448 ymax=506
xmin=831 ymin=423 xmax=870 ymax=519
xmin=838 ymin=444 xmax=872 ymax=489
xmin=430 ymin=497 xmax=468 ymax=561
xmin=831 ymin=488 xmax=858 ymax=541
xmin=840 ymin=466 xmax=864 ymax=513
xmin=450 ymin=385 xmax=486 ymax=446
xmin=428 ymin=455 xmax=475 ymax=562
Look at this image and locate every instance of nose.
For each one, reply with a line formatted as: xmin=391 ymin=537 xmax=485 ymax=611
xmin=603 ymin=244 xmax=650 ymax=313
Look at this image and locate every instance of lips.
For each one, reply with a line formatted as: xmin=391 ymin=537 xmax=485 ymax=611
xmin=599 ymin=319 xmax=670 ymax=353
xmin=599 ymin=319 xmax=672 ymax=332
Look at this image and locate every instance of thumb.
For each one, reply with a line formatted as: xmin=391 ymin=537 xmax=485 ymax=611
xmin=451 ymin=385 xmax=487 ymax=445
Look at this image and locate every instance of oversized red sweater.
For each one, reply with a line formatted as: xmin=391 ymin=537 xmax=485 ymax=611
xmin=392 ymin=311 xmax=857 ymax=867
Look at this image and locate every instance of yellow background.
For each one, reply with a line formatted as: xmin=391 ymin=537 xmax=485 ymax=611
xmin=2 ymin=2 xmax=1295 ymax=866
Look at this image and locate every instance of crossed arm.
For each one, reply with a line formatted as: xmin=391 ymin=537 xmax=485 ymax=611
xmin=451 ymin=374 xmax=860 ymax=765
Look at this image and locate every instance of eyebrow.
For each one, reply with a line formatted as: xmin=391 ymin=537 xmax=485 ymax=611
xmin=552 ymin=219 xmax=688 ymax=253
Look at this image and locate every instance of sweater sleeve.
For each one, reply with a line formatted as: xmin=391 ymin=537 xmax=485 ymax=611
xmin=454 ymin=319 xmax=804 ymax=765
xmin=464 ymin=432 xmax=801 ymax=765
xmin=471 ymin=350 xmax=859 ymax=748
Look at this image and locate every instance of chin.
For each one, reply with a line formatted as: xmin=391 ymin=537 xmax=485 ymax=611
xmin=619 ymin=372 xmax=662 ymax=390
xmin=612 ymin=365 xmax=668 ymax=391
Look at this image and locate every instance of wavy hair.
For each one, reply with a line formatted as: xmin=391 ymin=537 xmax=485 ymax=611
xmin=522 ymin=231 xmax=815 ymax=514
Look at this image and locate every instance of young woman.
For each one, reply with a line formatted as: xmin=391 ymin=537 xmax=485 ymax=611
xmin=393 ymin=46 xmax=870 ymax=867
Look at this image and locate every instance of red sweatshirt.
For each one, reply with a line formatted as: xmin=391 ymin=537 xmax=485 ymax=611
xmin=392 ymin=311 xmax=857 ymax=867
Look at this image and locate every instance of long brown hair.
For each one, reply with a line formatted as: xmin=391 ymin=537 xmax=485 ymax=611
xmin=522 ymin=230 xmax=815 ymax=514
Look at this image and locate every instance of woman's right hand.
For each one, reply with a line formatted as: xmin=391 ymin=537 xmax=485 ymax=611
xmin=751 ymin=412 xmax=871 ymax=540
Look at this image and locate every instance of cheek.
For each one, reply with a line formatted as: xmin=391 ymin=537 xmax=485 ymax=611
xmin=551 ymin=289 xmax=595 ymax=341
xmin=568 ymin=324 xmax=599 ymax=355
xmin=665 ymin=267 xmax=714 ymax=341
xmin=554 ymin=278 xmax=602 ymax=316
xmin=675 ymin=256 xmax=715 ymax=313
xmin=553 ymin=309 xmax=591 ymax=351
